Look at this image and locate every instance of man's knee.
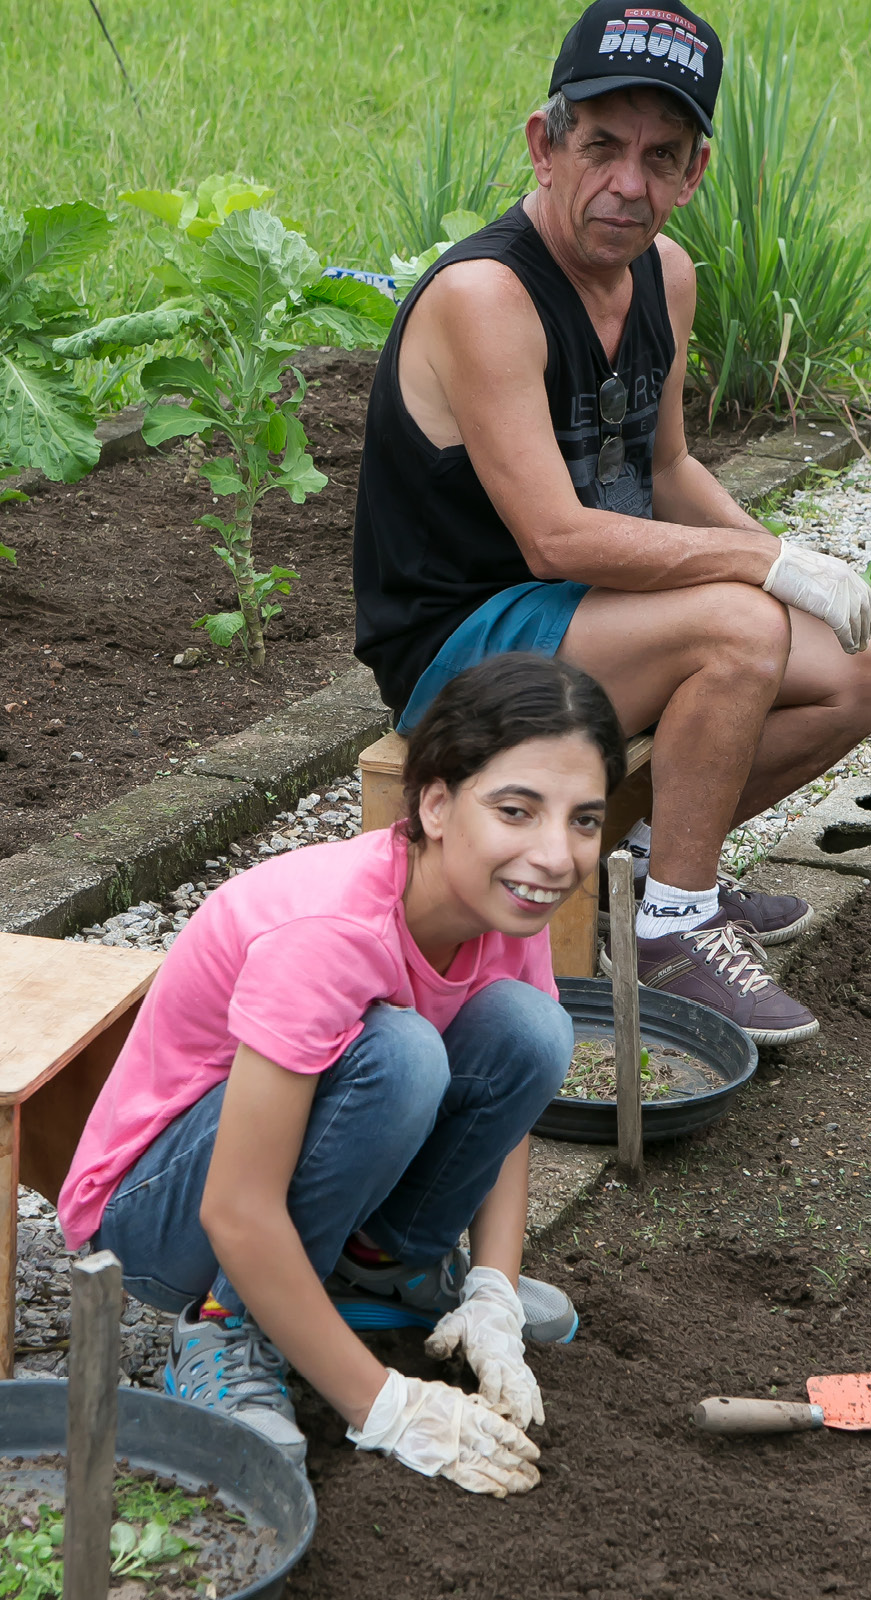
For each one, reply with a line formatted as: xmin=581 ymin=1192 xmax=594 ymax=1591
xmin=702 ymin=583 xmax=792 ymax=682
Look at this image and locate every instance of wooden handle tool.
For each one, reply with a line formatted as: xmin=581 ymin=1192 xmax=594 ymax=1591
xmin=694 ymin=1396 xmax=825 ymax=1434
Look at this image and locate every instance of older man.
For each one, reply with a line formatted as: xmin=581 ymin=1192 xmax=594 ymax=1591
xmin=354 ymin=0 xmax=871 ymax=1040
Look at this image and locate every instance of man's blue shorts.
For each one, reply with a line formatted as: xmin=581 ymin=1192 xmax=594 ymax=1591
xmin=396 ymin=579 xmax=590 ymax=734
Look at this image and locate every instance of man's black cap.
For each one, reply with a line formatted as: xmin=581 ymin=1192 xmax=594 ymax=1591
xmin=549 ymin=0 xmax=723 ymax=137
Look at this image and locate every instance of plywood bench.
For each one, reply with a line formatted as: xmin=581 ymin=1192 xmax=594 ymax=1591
xmin=359 ymin=730 xmax=653 ymax=977
xmin=0 ymin=933 xmax=163 ymax=1378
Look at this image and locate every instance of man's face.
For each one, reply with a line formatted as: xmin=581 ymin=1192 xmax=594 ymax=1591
xmin=528 ymin=89 xmax=708 ymax=272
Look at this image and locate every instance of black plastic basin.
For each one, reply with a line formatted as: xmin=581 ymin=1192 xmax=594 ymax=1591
xmin=0 ymin=1381 xmax=316 ymax=1600
xmin=533 ymin=977 xmax=758 ymax=1143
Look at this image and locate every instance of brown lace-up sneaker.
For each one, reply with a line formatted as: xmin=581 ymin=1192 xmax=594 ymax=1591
xmin=598 ymin=870 xmax=813 ymax=948
xmin=600 ymin=909 xmax=819 ymax=1045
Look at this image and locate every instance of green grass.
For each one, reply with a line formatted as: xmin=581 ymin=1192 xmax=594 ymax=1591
xmin=1 ymin=0 xmax=869 ymax=313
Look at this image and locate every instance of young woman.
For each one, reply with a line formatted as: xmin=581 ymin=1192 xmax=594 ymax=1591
xmin=58 ymin=653 xmax=625 ymax=1498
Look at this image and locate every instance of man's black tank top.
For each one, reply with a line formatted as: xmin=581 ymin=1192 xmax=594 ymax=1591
xmin=353 ymin=201 xmax=675 ymax=717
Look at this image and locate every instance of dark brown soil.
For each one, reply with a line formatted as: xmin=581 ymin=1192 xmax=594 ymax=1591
xmin=0 ymin=351 xmax=783 ymax=862
xmin=0 ymin=352 xmax=373 ymax=861
xmin=293 ymin=888 xmax=871 ymax=1600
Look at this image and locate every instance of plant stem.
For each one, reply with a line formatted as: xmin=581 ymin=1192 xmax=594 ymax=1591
xmin=231 ymin=488 xmax=265 ymax=669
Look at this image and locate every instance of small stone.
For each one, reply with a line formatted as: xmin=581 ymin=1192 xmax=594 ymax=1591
xmin=230 ymin=842 xmax=243 ymax=857
xmin=69 ymin=750 xmax=84 ymax=761
xmin=790 ymin=1137 xmax=800 ymax=1148
xmin=172 ymin=648 xmax=204 ymax=669
xmin=41 ymin=719 xmax=64 ymax=735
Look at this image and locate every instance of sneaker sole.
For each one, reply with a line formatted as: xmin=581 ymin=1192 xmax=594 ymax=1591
xmin=525 ymin=1307 xmax=579 ymax=1345
xmin=597 ymin=950 xmax=820 ymax=1045
xmin=333 ymin=1297 xmax=579 ymax=1343
xmin=599 ymin=905 xmax=816 ymax=946
xmin=333 ymin=1299 xmax=439 ymax=1332
xmin=748 ymin=906 xmax=815 ymax=947
xmin=741 ymin=1018 xmax=821 ymax=1045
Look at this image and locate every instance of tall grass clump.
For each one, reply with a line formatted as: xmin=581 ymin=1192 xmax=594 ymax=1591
xmin=370 ymin=73 xmax=528 ymax=258
xmin=667 ymin=15 xmax=871 ymax=424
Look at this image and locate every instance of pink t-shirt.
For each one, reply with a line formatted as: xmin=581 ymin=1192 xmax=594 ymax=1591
xmin=58 ymin=826 xmax=557 ymax=1249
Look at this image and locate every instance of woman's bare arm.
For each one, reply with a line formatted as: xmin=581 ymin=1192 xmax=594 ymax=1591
xmin=467 ymin=1137 xmax=531 ymax=1285
xmin=200 ymin=1043 xmax=387 ymax=1429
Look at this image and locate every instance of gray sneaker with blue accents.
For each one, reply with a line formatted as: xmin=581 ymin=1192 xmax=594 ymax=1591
xmin=328 ymin=1247 xmax=578 ymax=1343
xmin=165 ymin=1301 xmax=307 ymax=1465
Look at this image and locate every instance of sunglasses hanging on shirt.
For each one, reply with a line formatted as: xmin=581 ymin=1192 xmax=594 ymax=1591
xmin=596 ymin=374 xmax=627 ymax=485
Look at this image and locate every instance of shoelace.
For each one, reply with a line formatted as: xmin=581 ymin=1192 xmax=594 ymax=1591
xmin=717 ymin=870 xmax=758 ymax=902
xmin=682 ymin=923 xmax=771 ymax=995
xmin=215 ymin=1322 xmax=289 ymax=1411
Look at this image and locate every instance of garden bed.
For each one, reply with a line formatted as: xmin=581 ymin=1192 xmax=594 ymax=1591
xmin=290 ymin=889 xmax=871 ymax=1600
xmin=0 ymin=352 xmax=776 ymax=863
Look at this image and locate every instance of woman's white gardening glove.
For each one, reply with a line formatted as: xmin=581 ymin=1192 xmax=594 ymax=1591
xmin=762 ymin=542 xmax=871 ymax=654
xmin=346 ymin=1368 xmax=540 ymax=1498
xmin=424 ymin=1265 xmax=545 ymax=1431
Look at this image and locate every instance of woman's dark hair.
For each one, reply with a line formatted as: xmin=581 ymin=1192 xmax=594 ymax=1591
xmin=402 ymin=653 xmax=627 ymax=844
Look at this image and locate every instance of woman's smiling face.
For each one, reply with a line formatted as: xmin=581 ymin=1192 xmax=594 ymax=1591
xmin=414 ymin=732 xmax=608 ymax=947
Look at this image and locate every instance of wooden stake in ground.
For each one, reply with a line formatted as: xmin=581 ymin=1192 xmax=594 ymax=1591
xmin=63 ymin=1249 xmax=123 ymax=1600
xmin=607 ymin=851 xmax=644 ymax=1185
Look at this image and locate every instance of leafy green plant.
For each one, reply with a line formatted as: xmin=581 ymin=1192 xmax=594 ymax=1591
xmin=0 ymin=1494 xmax=199 ymax=1599
xmin=666 ymin=15 xmax=871 ymax=424
xmin=114 ymin=1472 xmax=208 ymax=1524
xmin=109 ymin=1516 xmax=196 ymax=1578
xmin=55 ymin=209 xmax=395 ymax=666
xmin=0 ymin=201 xmax=113 ymax=485
xmin=0 ymin=1508 xmax=64 ymax=1599
xmin=121 ymin=172 xmax=276 ymax=240
xmin=390 ymin=209 xmax=486 ymax=300
xmin=372 ymin=73 xmax=525 ymax=258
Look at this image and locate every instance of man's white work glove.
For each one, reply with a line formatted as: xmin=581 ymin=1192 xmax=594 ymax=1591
xmin=347 ymin=1368 xmax=539 ymax=1497
xmin=762 ymin=542 xmax=871 ymax=654
xmin=423 ymin=1265 xmax=544 ymax=1431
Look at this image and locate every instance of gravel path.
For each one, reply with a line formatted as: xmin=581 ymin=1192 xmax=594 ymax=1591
xmin=15 ymin=458 xmax=871 ymax=1385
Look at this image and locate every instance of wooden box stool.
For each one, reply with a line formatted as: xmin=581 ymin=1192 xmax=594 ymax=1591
xmin=359 ymin=730 xmax=653 ymax=978
xmin=0 ymin=933 xmax=163 ymax=1378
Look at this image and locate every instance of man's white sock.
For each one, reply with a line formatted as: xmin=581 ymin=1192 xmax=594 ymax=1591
xmin=614 ymin=819 xmax=651 ymax=881
xmin=635 ymin=875 xmax=719 ymax=940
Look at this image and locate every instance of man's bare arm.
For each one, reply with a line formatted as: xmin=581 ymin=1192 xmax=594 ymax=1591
xmin=407 ymin=255 xmax=779 ymax=590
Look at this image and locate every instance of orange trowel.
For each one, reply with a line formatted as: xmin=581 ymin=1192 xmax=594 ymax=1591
xmin=695 ymin=1374 xmax=871 ymax=1434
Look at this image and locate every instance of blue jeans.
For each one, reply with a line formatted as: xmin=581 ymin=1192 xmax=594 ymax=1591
xmin=94 ymin=979 xmax=573 ymax=1318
